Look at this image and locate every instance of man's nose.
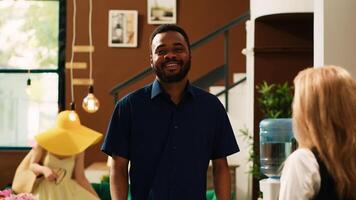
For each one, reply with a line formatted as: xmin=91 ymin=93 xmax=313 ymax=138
xmin=164 ymin=51 xmax=177 ymax=60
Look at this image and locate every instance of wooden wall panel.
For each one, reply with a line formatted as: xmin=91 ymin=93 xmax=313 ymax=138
xmin=0 ymin=151 xmax=28 ymax=188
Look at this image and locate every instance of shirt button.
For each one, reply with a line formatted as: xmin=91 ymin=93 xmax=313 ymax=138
xmin=174 ymin=125 xmax=179 ymax=129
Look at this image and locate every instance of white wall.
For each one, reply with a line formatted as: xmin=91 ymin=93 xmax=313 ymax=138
xmin=314 ymin=0 xmax=356 ymax=78
xmin=251 ymin=0 xmax=313 ymax=19
xmin=314 ymin=0 xmax=324 ymax=68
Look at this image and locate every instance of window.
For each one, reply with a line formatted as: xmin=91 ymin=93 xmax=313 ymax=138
xmin=0 ymin=0 xmax=65 ymax=148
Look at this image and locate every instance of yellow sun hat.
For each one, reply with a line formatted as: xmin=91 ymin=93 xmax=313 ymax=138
xmin=34 ymin=110 xmax=103 ymax=156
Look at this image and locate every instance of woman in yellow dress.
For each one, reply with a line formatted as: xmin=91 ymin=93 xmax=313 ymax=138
xmin=28 ymin=110 xmax=102 ymax=200
xmin=30 ymin=145 xmax=99 ymax=200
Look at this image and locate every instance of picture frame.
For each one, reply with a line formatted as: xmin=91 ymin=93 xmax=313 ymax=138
xmin=108 ymin=10 xmax=138 ymax=47
xmin=147 ymin=0 xmax=176 ymax=24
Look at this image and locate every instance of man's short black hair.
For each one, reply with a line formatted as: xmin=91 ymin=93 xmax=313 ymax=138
xmin=149 ymin=24 xmax=191 ymax=52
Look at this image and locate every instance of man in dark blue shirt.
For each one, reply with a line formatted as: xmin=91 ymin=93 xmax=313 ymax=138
xmin=101 ymin=24 xmax=239 ymax=200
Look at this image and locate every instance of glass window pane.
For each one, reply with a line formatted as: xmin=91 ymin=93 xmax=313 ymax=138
xmin=0 ymin=73 xmax=59 ymax=147
xmin=0 ymin=1 xmax=59 ymax=69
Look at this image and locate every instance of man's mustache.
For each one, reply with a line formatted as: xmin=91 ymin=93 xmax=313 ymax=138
xmin=162 ymin=59 xmax=182 ymax=65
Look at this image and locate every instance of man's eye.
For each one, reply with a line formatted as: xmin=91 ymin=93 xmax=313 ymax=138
xmin=156 ymin=50 xmax=167 ymax=55
xmin=174 ymin=48 xmax=184 ymax=53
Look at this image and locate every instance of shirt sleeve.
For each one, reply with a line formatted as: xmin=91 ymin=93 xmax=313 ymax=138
xmin=211 ymin=101 xmax=240 ymax=160
xmin=279 ymin=148 xmax=321 ymax=200
xmin=101 ymin=97 xmax=131 ymax=159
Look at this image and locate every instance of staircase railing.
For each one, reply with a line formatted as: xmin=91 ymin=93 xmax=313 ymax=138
xmin=110 ymin=11 xmax=250 ymax=112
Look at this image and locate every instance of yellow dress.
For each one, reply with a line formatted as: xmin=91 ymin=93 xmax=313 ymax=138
xmin=32 ymin=153 xmax=99 ymax=200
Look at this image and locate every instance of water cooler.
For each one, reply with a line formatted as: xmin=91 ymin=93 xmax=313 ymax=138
xmin=259 ymin=118 xmax=294 ymax=200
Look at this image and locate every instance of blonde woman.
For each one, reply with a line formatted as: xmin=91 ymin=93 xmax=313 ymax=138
xmin=279 ymin=66 xmax=356 ymax=200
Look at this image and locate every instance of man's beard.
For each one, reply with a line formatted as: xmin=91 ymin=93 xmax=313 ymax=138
xmin=152 ymin=59 xmax=191 ymax=83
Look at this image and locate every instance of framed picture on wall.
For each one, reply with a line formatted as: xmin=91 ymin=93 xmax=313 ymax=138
xmin=108 ymin=10 xmax=138 ymax=47
xmin=147 ymin=0 xmax=176 ymax=24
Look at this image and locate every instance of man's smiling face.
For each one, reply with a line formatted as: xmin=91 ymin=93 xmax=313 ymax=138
xmin=150 ymin=31 xmax=191 ymax=83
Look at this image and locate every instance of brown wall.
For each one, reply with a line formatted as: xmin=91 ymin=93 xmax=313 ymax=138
xmin=0 ymin=151 xmax=28 ymax=188
xmin=0 ymin=0 xmax=249 ymax=188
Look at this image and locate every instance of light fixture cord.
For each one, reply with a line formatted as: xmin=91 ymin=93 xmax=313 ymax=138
xmin=89 ymin=0 xmax=93 ymax=83
xmin=70 ymin=0 xmax=77 ymax=103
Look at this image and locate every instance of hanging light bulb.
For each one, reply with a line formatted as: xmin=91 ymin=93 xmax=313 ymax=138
xmin=26 ymin=68 xmax=32 ymax=96
xmin=82 ymin=0 xmax=100 ymax=113
xmin=82 ymin=85 xmax=99 ymax=113
xmin=26 ymin=78 xmax=32 ymax=96
xmin=69 ymin=102 xmax=77 ymax=121
xmin=69 ymin=111 xmax=77 ymax=121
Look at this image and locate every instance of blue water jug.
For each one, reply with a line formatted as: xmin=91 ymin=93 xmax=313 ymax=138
xmin=259 ymin=118 xmax=294 ymax=179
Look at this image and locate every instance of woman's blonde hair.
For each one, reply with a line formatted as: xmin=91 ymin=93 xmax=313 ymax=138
xmin=293 ymin=65 xmax=356 ymax=199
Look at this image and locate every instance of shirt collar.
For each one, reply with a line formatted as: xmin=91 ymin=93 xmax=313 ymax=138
xmin=151 ymin=79 xmax=164 ymax=99
xmin=151 ymin=79 xmax=196 ymax=99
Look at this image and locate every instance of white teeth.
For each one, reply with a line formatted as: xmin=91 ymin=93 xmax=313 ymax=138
xmin=165 ymin=63 xmax=179 ymax=67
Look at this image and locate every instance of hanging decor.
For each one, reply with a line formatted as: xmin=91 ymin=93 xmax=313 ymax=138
xmin=108 ymin=10 xmax=138 ymax=48
xmin=82 ymin=0 xmax=100 ymax=113
xmin=147 ymin=0 xmax=176 ymax=24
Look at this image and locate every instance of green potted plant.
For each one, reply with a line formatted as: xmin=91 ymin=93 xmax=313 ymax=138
xmin=256 ymin=81 xmax=293 ymax=119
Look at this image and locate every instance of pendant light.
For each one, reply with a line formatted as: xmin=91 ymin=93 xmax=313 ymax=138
xmin=82 ymin=0 xmax=100 ymax=113
xmin=68 ymin=0 xmax=77 ymax=118
xmin=26 ymin=69 xmax=32 ymax=96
